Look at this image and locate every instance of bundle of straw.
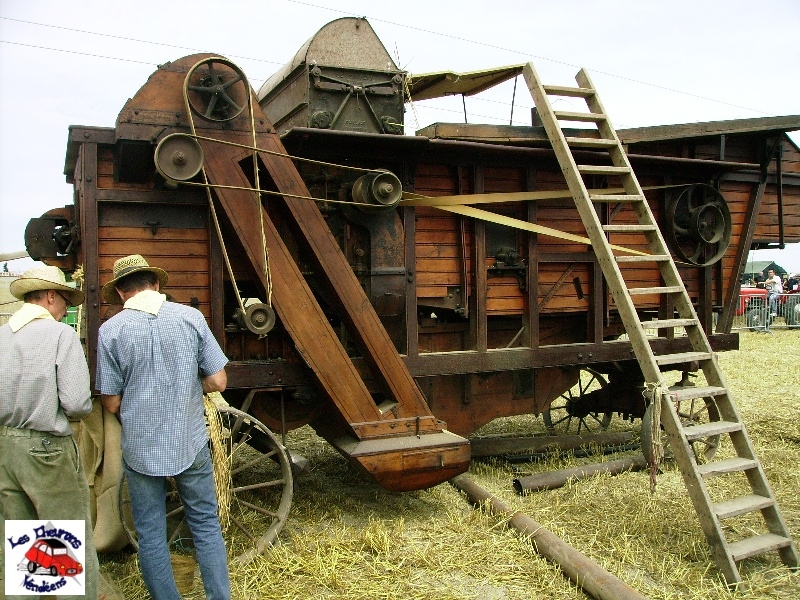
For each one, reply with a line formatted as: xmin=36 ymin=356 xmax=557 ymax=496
xmin=204 ymin=393 xmax=232 ymax=530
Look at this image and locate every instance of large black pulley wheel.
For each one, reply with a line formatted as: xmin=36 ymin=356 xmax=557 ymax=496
xmin=119 ymin=405 xmax=293 ymax=561
xmin=543 ymin=367 xmax=612 ymax=435
xmin=185 ymin=57 xmax=249 ymax=122
xmin=665 ymin=184 xmax=731 ymax=266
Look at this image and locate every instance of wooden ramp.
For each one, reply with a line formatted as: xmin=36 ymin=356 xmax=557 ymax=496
xmin=522 ymin=62 xmax=798 ymax=586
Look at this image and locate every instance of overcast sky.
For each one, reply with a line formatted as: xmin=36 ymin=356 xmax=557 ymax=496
xmin=1 ymin=0 xmax=799 ymax=271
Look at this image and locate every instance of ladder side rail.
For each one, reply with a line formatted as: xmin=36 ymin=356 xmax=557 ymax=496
xmin=575 ymin=69 xmax=718 ymax=359
xmin=522 ymin=62 xmax=662 ymax=383
xmin=659 ymin=397 xmax=742 ymax=584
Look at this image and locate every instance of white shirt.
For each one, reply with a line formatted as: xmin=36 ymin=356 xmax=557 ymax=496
xmin=766 ymin=275 xmax=782 ymax=294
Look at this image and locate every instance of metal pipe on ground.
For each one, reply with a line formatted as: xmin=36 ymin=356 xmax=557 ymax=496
xmin=451 ymin=475 xmax=648 ymax=600
xmin=469 ymin=431 xmax=633 ymax=458
xmin=513 ymin=455 xmax=648 ymax=494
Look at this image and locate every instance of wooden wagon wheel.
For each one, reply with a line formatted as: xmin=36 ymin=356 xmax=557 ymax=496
xmin=119 ymin=405 xmax=293 ymax=561
xmin=543 ymin=367 xmax=613 ymax=435
xmin=640 ymin=395 xmax=721 ymax=463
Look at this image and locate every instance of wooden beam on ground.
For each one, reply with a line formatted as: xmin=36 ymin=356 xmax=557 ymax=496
xmin=513 ymin=455 xmax=647 ymax=493
xmin=451 ymin=475 xmax=648 ymax=600
xmin=469 ymin=431 xmax=634 ymax=457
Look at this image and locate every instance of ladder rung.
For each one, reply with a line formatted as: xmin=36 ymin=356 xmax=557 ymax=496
xmin=696 ymin=457 xmax=759 ymax=478
xmin=628 ymin=285 xmax=684 ymax=296
xmin=714 ymin=494 xmax=774 ymax=520
xmin=553 ymin=110 xmax=605 ymax=123
xmin=603 ymin=224 xmax=658 ymax=232
xmin=590 ymin=194 xmax=645 ymax=203
xmin=644 ymin=318 xmax=698 ymax=329
xmin=729 ymin=533 xmax=793 ymax=562
xmin=668 ymin=385 xmax=727 ymax=401
xmin=543 ymin=84 xmax=595 ymax=98
xmin=564 ymin=136 xmax=617 ymax=148
xmin=683 ymin=419 xmax=741 ymax=440
xmin=577 ymin=165 xmax=631 ymax=176
xmin=616 ymin=254 xmax=671 ymax=263
xmin=654 ymin=351 xmax=713 ymax=366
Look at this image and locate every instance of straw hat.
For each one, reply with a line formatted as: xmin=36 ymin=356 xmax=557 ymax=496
xmin=10 ymin=265 xmax=85 ymax=306
xmin=102 ymin=254 xmax=168 ymax=305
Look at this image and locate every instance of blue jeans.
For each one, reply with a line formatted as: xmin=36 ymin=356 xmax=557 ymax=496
xmin=123 ymin=446 xmax=230 ymax=600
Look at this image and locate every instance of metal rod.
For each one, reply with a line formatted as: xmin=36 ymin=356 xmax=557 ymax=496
xmin=451 ymin=475 xmax=648 ymax=600
xmin=777 ymin=140 xmax=784 ymax=249
xmin=513 ymin=455 xmax=648 ymax=493
xmin=510 ymin=75 xmax=518 ymax=125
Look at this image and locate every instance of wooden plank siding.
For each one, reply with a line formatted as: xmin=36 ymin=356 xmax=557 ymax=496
xmin=96 ymin=225 xmax=212 ymax=318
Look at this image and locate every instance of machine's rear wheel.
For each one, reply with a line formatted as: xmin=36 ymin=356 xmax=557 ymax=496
xmin=119 ymin=405 xmax=293 ymax=561
xmin=543 ymin=367 xmax=612 ymax=434
xmin=641 ymin=395 xmax=721 ymax=463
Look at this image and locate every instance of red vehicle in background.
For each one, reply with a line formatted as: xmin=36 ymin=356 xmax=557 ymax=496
xmin=24 ymin=539 xmax=83 ymax=577
xmin=737 ymin=284 xmax=800 ymax=328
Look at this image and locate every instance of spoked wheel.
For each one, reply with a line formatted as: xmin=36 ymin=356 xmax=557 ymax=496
xmin=185 ymin=57 xmax=249 ymax=122
xmin=543 ymin=367 xmax=612 ymax=434
xmin=119 ymin=405 xmax=293 ymax=561
xmin=641 ymin=394 xmax=721 ymax=463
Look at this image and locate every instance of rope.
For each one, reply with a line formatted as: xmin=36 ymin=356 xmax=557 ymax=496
xmin=182 ymin=59 xmax=247 ymax=317
xmin=644 ymin=380 xmax=668 ymax=493
xmin=247 ymin=88 xmax=274 ymax=308
xmin=71 ymin=264 xmax=84 ymax=338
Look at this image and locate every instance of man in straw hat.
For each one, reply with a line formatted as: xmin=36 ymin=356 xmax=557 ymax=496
xmin=0 ymin=265 xmax=99 ymax=599
xmin=96 ymin=255 xmax=229 ymax=600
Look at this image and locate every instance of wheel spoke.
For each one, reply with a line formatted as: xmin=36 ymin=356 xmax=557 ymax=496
xmin=204 ymin=94 xmax=219 ymax=119
xmin=235 ymin=498 xmax=278 ymax=518
xmin=222 ymin=74 xmax=243 ymax=89
xmin=167 ymin=517 xmax=187 ymax=545
xmin=229 ymin=514 xmax=257 ymax=543
xmin=231 ymin=449 xmax=278 ymax=476
xmin=232 ymin=478 xmax=287 ymax=493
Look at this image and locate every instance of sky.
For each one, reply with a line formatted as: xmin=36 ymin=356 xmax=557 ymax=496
xmin=1 ymin=0 xmax=799 ymax=273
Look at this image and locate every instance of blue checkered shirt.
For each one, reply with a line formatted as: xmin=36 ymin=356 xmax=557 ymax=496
xmin=96 ymin=301 xmax=228 ymax=476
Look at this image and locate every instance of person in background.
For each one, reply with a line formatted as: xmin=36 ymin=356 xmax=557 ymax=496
xmin=96 ymin=254 xmax=230 ymax=600
xmin=764 ymin=269 xmax=782 ymax=317
xmin=0 ymin=265 xmax=98 ymax=600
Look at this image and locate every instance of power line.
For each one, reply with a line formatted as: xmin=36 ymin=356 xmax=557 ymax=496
xmin=0 ymin=16 xmax=282 ymax=66
xmin=285 ymin=0 xmax=774 ymax=117
xmin=0 ymin=39 xmax=156 ymax=66
xmin=0 ymin=9 xmax=777 ymax=118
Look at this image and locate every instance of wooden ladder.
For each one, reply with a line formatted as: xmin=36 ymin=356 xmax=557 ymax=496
xmin=522 ymin=62 xmax=799 ymax=586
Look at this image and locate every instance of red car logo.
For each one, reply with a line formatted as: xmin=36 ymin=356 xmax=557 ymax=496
xmin=23 ymin=539 xmax=83 ymax=577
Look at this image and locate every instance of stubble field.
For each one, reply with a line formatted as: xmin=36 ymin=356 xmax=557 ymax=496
xmin=103 ymin=329 xmax=800 ymax=599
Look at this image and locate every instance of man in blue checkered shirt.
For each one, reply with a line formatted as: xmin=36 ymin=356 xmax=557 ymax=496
xmin=96 ymin=255 xmax=229 ymax=600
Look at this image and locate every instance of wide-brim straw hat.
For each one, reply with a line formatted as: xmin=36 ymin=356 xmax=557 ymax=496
xmin=10 ymin=265 xmax=85 ymax=306
xmin=102 ymin=254 xmax=168 ymax=305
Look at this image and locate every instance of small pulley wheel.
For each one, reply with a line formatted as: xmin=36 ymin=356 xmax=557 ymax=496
xmin=154 ymin=133 xmax=204 ymax=182
xmin=351 ymin=170 xmax=402 ymax=214
xmin=185 ymin=57 xmax=249 ymax=122
xmin=665 ymin=184 xmax=731 ymax=266
xmin=235 ymin=302 xmax=275 ymax=335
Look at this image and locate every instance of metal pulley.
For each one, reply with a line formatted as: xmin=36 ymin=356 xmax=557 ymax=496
xmin=185 ymin=57 xmax=249 ymax=122
xmin=351 ymin=170 xmax=402 ymax=213
xmin=154 ymin=134 xmax=204 ymax=185
xmin=234 ymin=302 xmax=276 ymax=336
xmin=665 ymin=184 xmax=731 ymax=266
